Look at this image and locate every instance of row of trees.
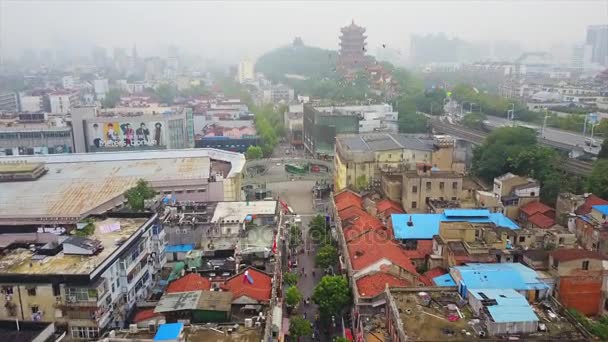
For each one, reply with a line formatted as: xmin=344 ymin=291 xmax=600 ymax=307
xmin=252 ymin=104 xmax=285 ymax=157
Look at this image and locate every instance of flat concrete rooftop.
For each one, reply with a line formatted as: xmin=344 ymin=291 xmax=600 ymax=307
xmin=0 ymin=217 xmax=148 ymax=276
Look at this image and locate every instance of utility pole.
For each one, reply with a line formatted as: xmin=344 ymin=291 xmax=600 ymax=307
xmin=541 ymin=108 xmax=548 ymax=138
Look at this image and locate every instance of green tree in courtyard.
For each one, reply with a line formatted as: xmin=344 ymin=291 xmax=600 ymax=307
xmin=245 ymin=145 xmax=263 ymax=160
xmin=312 ymin=275 xmax=351 ymax=317
xmin=289 ymin=316 xmax=313 ymax=339
xmin=285 ymin=286 xmax=303 ymax=308
xmin=588 ymin=159 xmax=608 ymax=200
xmin=315 ymin=244 xmax=338 ymax=269
xmin=125 ymin=179 xmax=156 ymax=211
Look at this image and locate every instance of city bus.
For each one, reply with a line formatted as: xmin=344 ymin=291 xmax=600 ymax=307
xmin=285 ymin=163 xmax=308 ymax=175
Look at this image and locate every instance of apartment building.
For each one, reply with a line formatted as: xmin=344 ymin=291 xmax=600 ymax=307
xmin=401 ymin=163 xmax=463 ymax=212
xmin=0 ymin=113 xmax=74 ymax=156
xmin=48 ymin=90 xmax=79 ymax=114
xmin=334 ymin=133 xmax=455 ymax=192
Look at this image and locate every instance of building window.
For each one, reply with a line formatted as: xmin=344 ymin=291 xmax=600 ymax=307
xmin=451 ymin=197 xmax=457 ymax=201
xmin=71 ymin=327 xmax=100 ymax=339
xmin=531 ymin=192 xmax=535 ymax=197
xmin=411 ymin=201 xmax=417 ymax=209
xmin=426 ymin=182 xmax=431 ymax=191
xmin=452 ymin=182 xmax=458 ymax=189
xmin=27 ymin=287 xmax=36 ymax=296
xmin=412 ymin=186 xmax=417 ymax=193
xmin=30 ymin=305 xmax=39 ymax=314
xmin=1 ymin=286 xmax=14 ymax=295
xmin=439 ymin=182 xmax=445 ymax=190
xmin=519 ymin=236 xmax=526 ymax=243
xmin=198 ymin=189 xmax=206 ymax=193
xmin=425 ymin=197 xmax=430 ymax=204
xmin=582 ymin=260 xmax=589 ymax=270
xmin=558 ymin=237 xmax=564 ymax=245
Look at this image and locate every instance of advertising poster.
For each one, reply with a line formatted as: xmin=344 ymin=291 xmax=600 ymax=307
xmin=87 ymin=120 xmax=166 ymax=150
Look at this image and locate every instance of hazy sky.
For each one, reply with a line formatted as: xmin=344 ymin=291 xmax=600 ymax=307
xmin=1 ymin=0 xmax=607 ymax=61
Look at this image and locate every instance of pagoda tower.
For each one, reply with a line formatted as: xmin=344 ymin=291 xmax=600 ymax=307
xmin=337 ymin=20 xmax=368 ymax=74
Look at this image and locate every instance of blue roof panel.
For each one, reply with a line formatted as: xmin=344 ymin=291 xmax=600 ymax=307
xmin=391 ymin=210 xmax=519 ymax=240
xmin=165 ymin=244 xmax=194 ymax=253
xmin=433 ymin=273 xmax=456 ymax=287
xmin=592 ymin=205 xmax=608 ymax=215
xmin=453 ymin=263 xmax=549 ymax=291
xmin=444 ymin=209 xmax=490 ymax=217
xmin=154 ymin=323 xmax=184 ymax=341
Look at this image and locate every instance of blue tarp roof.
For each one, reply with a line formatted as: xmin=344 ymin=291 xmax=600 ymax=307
xmin=471 ymin=289 xmax=539 ymax=323
xmin=165 ymin=244 xmax=194 ymax=253
xmin=154 ymin=323 xmax=183 ymax=341
xmin=391 ymin=210 xmax=519 ymax=240
xmin=592 ymin=205 xmax=608 ymax=215
xmin=433 ymin=273 xmax=456 ymax=286
xmin=453 ymin=263 xmax=549 ymax=291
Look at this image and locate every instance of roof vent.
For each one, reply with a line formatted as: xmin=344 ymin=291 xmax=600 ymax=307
xmin=407 ymin=216 xmax=414 ymax=227
xmin=355 ymin=250 xmax=364 ymax=258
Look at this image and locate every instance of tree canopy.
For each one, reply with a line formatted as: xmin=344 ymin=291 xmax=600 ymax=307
xmin=125 ymin=179 xmax=156 ymax=211
xmin=312 ymin=275 xmax=351 ymax=317
xmin=155 ymin=83 xmax=178 ymax=104
xmin=285 ymin=286 xmax=303 ymax=308
xmin=471 ymin=126 xmax=571 ymax=205
xmin=284 ymin=272 xmax=298 ymax=287
xmin=101 ymin=88 xmax=123 ymax=108
xmin=598 ymin=139 xmax=608 ymax=159
xmin=255 ymin=45 xmax=338 ymax=82
xmin=315 ymin=244 xmax=338 ymax=269
xmin=289 ymin=316 xmax=313 ymax=338
xmin=588 ymin=159 xmax=608 ymax=200
xmin=245 ymin=145 xmax=263 ymax=160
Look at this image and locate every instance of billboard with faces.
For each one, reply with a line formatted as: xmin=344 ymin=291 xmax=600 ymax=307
xmin=87 ymin=121 xmax=166 ymax=150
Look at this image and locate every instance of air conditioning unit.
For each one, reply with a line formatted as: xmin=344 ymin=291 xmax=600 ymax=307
xmin=129 ymin=324 xmax=138 ymax=333
xmin=66 ymin=296 xmax=76 ymax=303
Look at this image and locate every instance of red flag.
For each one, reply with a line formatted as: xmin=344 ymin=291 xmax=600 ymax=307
xmin=272 ymin=239 xmax=277 ymax=254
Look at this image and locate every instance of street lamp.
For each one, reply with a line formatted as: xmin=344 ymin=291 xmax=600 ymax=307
xmin=508 ymin=103 xmax=515 ymax=121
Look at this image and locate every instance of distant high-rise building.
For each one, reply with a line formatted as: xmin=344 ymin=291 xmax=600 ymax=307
xmin=93 ymin=79 xmax=109 ymax=100
xmin=586 ymin=25 xmax=608 ymax=66
xmin=91 ymin=46 xmax=107 ymax=68
xmin=571 ymin=44 xmax=593 ymax=71
xmin=237 ymin=60 xmax=254 ymax=84
xmin=62 ymin=75 xmax=75 ymax=90
xmin=113 ymin=47 xmax=128 ymax=71
xmin=337 ymin=20 xmax=368 ymax=73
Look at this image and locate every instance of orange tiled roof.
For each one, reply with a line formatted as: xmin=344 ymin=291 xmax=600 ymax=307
xmin=222 ymin=267 xmax=272 ymax=302
xmin=527 ymin=212 xmax=556 ymax=229
xmin=166 ymin=273 xmax=211 ymax=293
xmin=576 ymin=195 xmax=608 ymax=215
xmin=334 ymin=191 xmax=363 ymax=212
xmin=343 ymin=213 xmax=387 ymax=241
xmin=338 ymin=206 xmax=368 ymax=221
xmin=423 ymin=267 xmax=448 ymax=280
xmin=551 ymin=248 xmax=606 ymax=262
xmin=347 ymin=230 xmax=418 ymax=275
xmin=376 ymin=199 xmax=404 ymax=215
xmin=356 ymin=272 xmax=410 ymax=298
xmin=520 ymin=201 xmax=553 ymax=217
xmin=133 ymin=309 xmax=163 ymax=323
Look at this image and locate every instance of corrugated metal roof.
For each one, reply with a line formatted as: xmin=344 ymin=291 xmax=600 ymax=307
xmin=0 ymin=149 xmax=243 ymax=220
xmin=337 ymin=133 xmax=434 ymax=152
xmin=472 ymin=289 xmax=539 ymax=323
xmin=453 ymin=263 xmax=549 ymax=291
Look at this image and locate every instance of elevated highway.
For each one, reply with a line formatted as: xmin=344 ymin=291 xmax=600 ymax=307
xmin=430 ymin=120 xmax=593 ymax=176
